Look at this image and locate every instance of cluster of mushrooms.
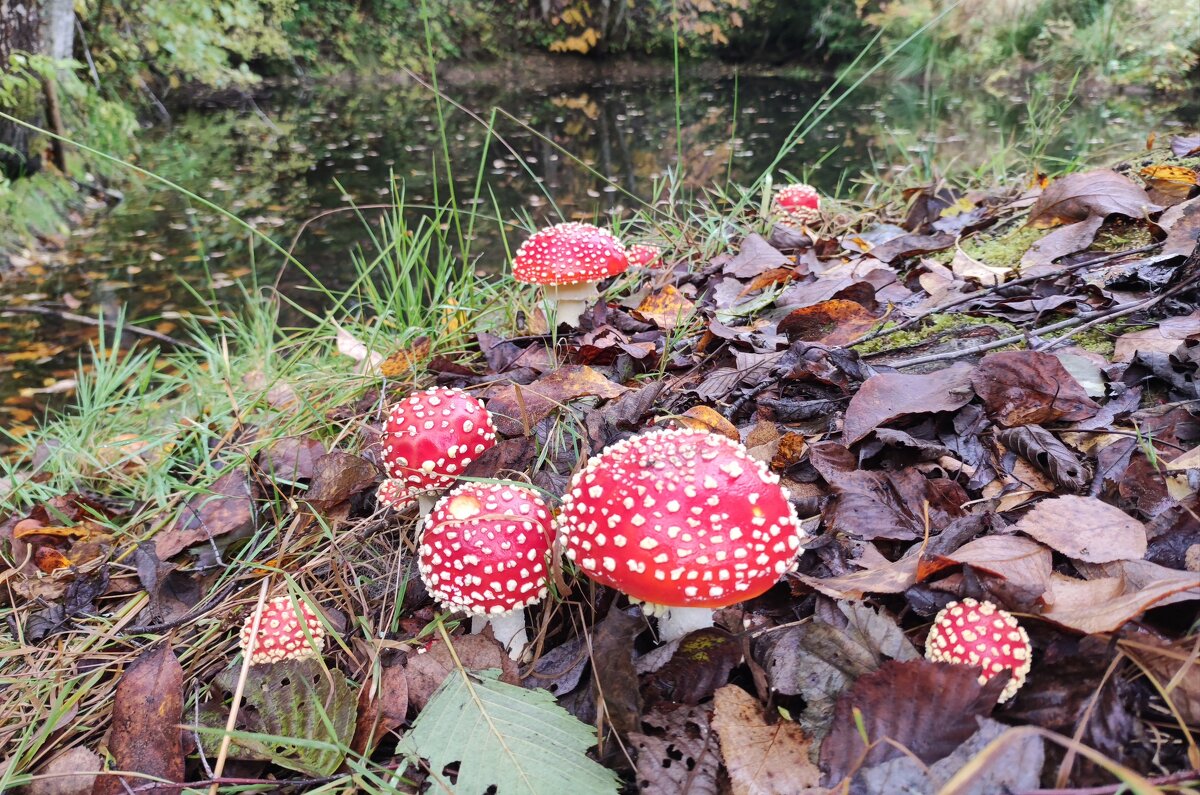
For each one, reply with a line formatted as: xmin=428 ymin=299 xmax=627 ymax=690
xmin=238 ymin=190 xmax=1037 ymax=704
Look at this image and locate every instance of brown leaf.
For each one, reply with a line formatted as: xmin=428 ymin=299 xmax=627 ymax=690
xmin=404 ymin=633 xmax=517 ymax=711
xmin=633 ymin=285 xmax=696 ymax=330
xmin=712 ymin=685 xmax=825 ymax=795
xmin=155 ymin=469 xmax=259 ymax=560
xmin=94 ymin=644 xmax=184 ymax=794
xmin=1160 ymin=196 xmax=1200 ymax=257
xmin=1020 ymin=215 xmax=1105 ymax=269
xmin=1124 ymin=638 xmax=1200 ymax=726
xmin=1140 ymin=165 xmax=1199 ymax=202
xmin=1112 ymin=309 xmax=1200 ymax=362
xmin=258 ymin=436 xmax=327 ymax=483
xmin=777 ymin=299 xmax=879 ymax=347
xmin=484 ymin=365 xmax=629 ymax=437
xmin=630 ymin=705 xmax=720 ymax=795
xmin=972 ymin=351 xmax=1100 ymax=427
xmin=1171 ymin=134 xmax=1200 ymax=158
xmin=842 ymin=363 xmax=975 ymax=445
xmin=378 ymin=336 xmax=431 ymax=377
xmin=944 ymin=534 xmax=1053 ymax=603
xmin=724 ymin=233 xmax=789 ymax=278
xmin=770 ymin=432 xmax=808 ymax=470
xmin=1027 ymin=169 xmax=1160 ymax=228
xmin=994 ymin=425 xmax=1088 ymax=492
xmin=29 ymin=747 xmax=102 ymax=795
xmin=350 ymin=659 xmax=409 ymax=756
xmin=869 ymin=232 xmax=956 ymax=263
xmin=1039 ymin=569 xmax=1200 ymax=634
xmin=642 ymin=628 xmax=743 ymax=707
xmin=795 ymin=545 xmax=920 ymax=600
xmin=304 ymin=452 xmax=378 ymax=506
xmin=592 ymin=606 xmax=643 ymax=736
xmin=671 ymin=405 xmax=740 ymax=441
xmin=819 ymin=660 xmax=1003 ymax=786
xmin=1014 ymin=495 xmax=1146 ymax=563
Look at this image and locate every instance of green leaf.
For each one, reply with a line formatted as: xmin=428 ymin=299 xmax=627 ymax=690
xmin=398 ymin=668 xmax=619 ymax=795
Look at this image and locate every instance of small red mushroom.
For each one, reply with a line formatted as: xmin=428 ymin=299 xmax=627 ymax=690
xmin=513 ymin=222 xmax=630 ymax=326
xmin=239 ymin=594 xmax=326 ymax=665
xmin=773 ymin=183 xmax=821 ymax=226
xmin=925 ymin=598 xmax=1032 ymax=703
xmin=377 ymin=387 xmax=497 ymax=514
xmin=419 ymin=482 xmax=554 ymax=659
xmin=556 ymin=428 xmax=807 ymax=641
xmin=626 ymin=243 xmax=663 ymax=269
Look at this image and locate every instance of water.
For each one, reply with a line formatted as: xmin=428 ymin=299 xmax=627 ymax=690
xmin=0 ymin=64 xmax=1190 ymax=422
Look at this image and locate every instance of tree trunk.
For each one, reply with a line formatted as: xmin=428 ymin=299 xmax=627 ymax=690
xmin=0 ymin=1 xmax=45 ymax=179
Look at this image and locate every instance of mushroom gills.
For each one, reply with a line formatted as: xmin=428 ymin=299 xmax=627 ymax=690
xmin=542 ymin=281 xmax=600 ymax=326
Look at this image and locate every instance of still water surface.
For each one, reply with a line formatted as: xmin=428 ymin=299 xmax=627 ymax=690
xmin=0 ymin=64 xmax=1190 ymax=414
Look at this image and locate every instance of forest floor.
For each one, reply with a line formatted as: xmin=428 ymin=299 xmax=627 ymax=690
xmin=1 ymin=134 xmax=1200 ymax=794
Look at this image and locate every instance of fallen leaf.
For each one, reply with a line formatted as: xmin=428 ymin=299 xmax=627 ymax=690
xmin=335 ymin=323 xmax=384 ymax=373
xmin=795 ymin=545 xmax=920 ymax=600
xmin=94 ymin=644 xmax=184 ymax=794
xmin=155 ymin=469 xmax=259 ymax=560
xmin=671 ymin=405 xmax=739 ymax=441
xmin=972 ymin=351 xmax=1100 ymax=427
xmin=770 ymin=432 xmax=808 ymax=470
xmin=1160 ymin=197 xmax=1200 ymax=257
xmin=27 ymin=746 xmax=101 ymax=795
xmin=842 ymin=363 xmax=975 ymax=445
xmin=724 ymin=233 xmax=789 ymax=278
xmin=1171 ymin=134 xmax=1200 ymax=158
xmin=1027 ymin=169 xmax=1159 ymax=228
xmin=404 ymin=633 xmax=518 ymax=711
xmin=1039 ymin=569 xmax=1200 ymax=634
xmin=1014 ymin=495 xmax=1146 ymax=563
xmin=304 ymin=452 xmax=378 ymax=507
xmin=1123 ymin=638 xmax=1200 ymax=726
xmin=633 ymin=285 xmax=696 ymax=330
xmin=591 ymin=606 xmax=643 ymax=736
xmin=1112 ymin=310 xmax=1200 ymax=362
xmin=378 ymin=336 xmax=431 ymax=377
xmin=943 ymin=534 xmax=1054 ymax=603
xmin=869 ymin=232 xmax=956 ymax=263
xmin=642 ymin=627 xmax=742 ymax=707
xmin=712 ymin=685 xmax=825 ymax=795
xmin=994 ymin=426 xmax=1088 ymax=492
xmin=1140 ymin=164 xmax=1199 ymax=202
xmin=777 ymin=299 xmax=878 ymax=346
xmin=351 ymin=659 xmax=410 ymax=756
xmin=258 ymin=436 xmax=327 ymax=483
xmin=951 ymin=248 xmax=1010 ymax=285
xmin=630 ymin=705 xmax=720 ymax=795
xmin=485 ymin=366 xmax=629 ymax=437
xmin=819 ymin=660 xmax=1004 ymax=786
xmin=1020 ymin=215 xmax=1105 ymax=269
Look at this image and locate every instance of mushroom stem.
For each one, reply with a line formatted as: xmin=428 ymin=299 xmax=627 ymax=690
xmin=416 ymin=493 xmax=438 ymax=516
xmin=543 ymin=281 xmax=599 ymax=327
xmin=654 ymin=606 xmax=715 ymax=643
xmin=472 ymin=610 xmax=529 ymax=660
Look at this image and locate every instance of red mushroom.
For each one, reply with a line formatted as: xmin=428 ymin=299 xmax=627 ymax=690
xmin=239 ymin=594 xmax=326 ymax=665
xmin=419 ymin=482 xmax=554 ymax=659
xmin=556 ymin=428 xmax=807 ymax=641
xmin=377 ymin=387 xmax=497 ymax=515
xmin=626 ymin=243 xmax=663 ymax=269
xmin=925 ymin=598 xmax=1032 ymax=703
xmin=512 ymin=222 xmax=630 ymax=326
xmin=773 ymin=183 xmax=821 ymax=226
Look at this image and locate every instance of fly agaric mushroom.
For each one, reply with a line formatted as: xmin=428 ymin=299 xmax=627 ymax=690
xmin=512 ymin=222 xmax=630 ymax=326
xmin=556 ymin=428 xmax=806 ymax=642
xmin=925 ymin=598 xmax=1032 ymax=703
xmin=626 ymin=243 xmax=663 ymax=269
xmin=419 ymin=482 xmax=554 ymax=659
xmin=240 ymin=594 xmax=326 ymax=665
xmin=773 ymin=183 xmax=821 ymax=226
xmin=377 ymin=387 xmax=497 ymax=514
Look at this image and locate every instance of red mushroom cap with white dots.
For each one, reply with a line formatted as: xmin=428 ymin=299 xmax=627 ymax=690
xmin=773 ymin=183 xmax=821 ymax=225
xmin=419 ymin=482 xmax=554 ymax=614
xmin=925 ymin=597 xmax=1032 ymax=703
xmin=240 ymin=595 xmax=326 ymax=665
xmin=556 ymin=428 xmax=806 ymax=608
xmin=377 ymin=387 xmax=497 ymax=508
xmin=512 ymin=222 xmax=630 ymax=286
xmin=626 ymin=243 xmax=663 ymax=269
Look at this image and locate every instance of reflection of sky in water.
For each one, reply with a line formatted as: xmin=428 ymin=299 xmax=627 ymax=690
xmin=0 ymin=67 xmax=1189 ymax=408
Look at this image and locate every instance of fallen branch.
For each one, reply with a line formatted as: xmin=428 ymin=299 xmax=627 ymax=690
xmin=1 ymin=305 xmax=200 ymax=350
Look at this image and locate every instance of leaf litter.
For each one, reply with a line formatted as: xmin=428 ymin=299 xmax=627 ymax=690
xmin=2 ymin=138 xmax=1200 ymax=794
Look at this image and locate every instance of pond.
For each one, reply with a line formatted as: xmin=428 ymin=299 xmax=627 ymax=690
xmin=0 ymin=62 xmax=1193 ymax=427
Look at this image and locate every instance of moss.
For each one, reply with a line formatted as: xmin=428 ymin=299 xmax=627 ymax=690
xmin=1048 ymin=321 xmax=1151 ymax=356
xmin=961 ymin=223 xmax=1050 ymax=269
xmin=855 ymin=312 xmax=1020 ymax=355
xmin=1089 ymin=218 xmax=1156 ymax=253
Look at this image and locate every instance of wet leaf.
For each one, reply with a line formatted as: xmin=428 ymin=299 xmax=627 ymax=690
xmin=304 ymin=451 xmax=377 ymax=507
xmin=351 ymin=659 xmax=410 ymax=756
xmin=1020 ymin=215 xmax=1105 ymax=269
xmin=630 ymin=705 xmax=719 ymax=795
xmin=258 ymin=435 xmax=326 ymax=483
xmin=842 ymin=363 xmax=975 ymax=445
xmin=819 ymin=660 xmax=1004 ymax=786
xmin=1039 ymin=569 xmax=1200 ymax=634
xmin=592 ymin=605 xmax=643 ymax=736
xmin=94 ymin=644 xmax=184 ymax=794
xmin=155 ymin=468 xmax=259 ymax=560
xmin=633 ymin=285 xmax=696 ymax=330
xmin=712 ymin=685 xmax=824 ymax=795
xmin=1027 ymin=169 xmax=1159 ymax=228
xmin=1014 ymin=495 xmax=1146 ymax=563
xmin=642 ymin=628 xmax=742 ymax=706
xmin=777 ymin=299 xmax=878 ymax=346
xmin=723 ymin=233 xmax=789 ymax=278
xmin=1112 ymin=309 xmax=1200 ymax=362
xmin=972 ymin=351 xmax=1100 ymax=427
xmin=405 ymin=633 xmax=518 ymax=711
xmin=485 ymin=365 xmax=628 ymax=437
xmin=994 ymin=425 xmax=1088 ymax=492
xmin=943 ymin=534 xmax=1053 ymax=603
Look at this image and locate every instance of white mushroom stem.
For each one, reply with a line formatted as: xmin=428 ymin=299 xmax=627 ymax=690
xmin=542 ymin=281 xmax=599 ymax=327
xmin=416 ymin=493 xmax=439 ymax=516
xmin=644 ymin=603 xmax=715 ymax=643
xmin=471 ymin=610 xmax=529 ymax=660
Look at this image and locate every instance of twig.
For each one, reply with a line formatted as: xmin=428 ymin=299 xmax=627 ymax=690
xmin=1035 ymin=279 xmax=1191 ymax=352
xmin=850 ymin=243 xmax=1163 ymax=348
xmin=1016 ymin=768 xmax=1200 ymax=795
xmin=208 ymin=578 xmax=270 ymax=795
xmin=1 ymin=305 xmax=200 ymax=350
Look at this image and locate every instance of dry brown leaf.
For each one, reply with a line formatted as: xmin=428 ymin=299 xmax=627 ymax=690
xmin=842 ymin=363 xmax=975 ymax=445
xmin=1013 ymin=495 xmax=1146 ymax=563
xmin=1159 ymin=196 xmax=1200 ymax=256
xmin=946 ymin=534 xmax=1054 ymax=602
xmin=630 ymin=705 xmax=720 ymax=795
xmin=711 ymin=685 xmax=825 ymax=795
xmin=403 ymin=633 xmax=518 ymax=711
xmin=633 ymin=285 xmax=696 ymax=330
xmin=796 ymin=545 xmax=920 ymax=600
xmin=1039 ymin=570 xmax=1200 ymax=634
xmin=484 ymin=365 xmax=629 ymax=437
xmin=1020 ymin=216 xmax=1104 ymax=269
xmin=28 ymin=747 xmax=101 ymax=795
xmin=777 ymin=299 xmax=879 ymax=347
xmin=350 ymin=660 xmax=410 ymax=756
xmin=1112 ymin=310 xmax=1200 ymax=362
xmin=972 ymin=351 xmax=1099 ymax=427
xmin=1027 ymin=169 xmax=1159 ymax=228
xmin=672 ymin=405 xmax=739 ymax=441
xmin=155 ymin=469 xmax=259 ymax=560
xmin=378 ymin=336 xmax=431 ymax=377
xmin=1123 ymin=638 xmax=1200 ymax=726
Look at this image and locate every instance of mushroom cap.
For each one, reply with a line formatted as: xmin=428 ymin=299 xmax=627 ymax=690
xmin=626 ymin=243 xmax=663 ymax=269
xmin=773 ymin=183 xmax=821 ymax=224
xmin=925 ymin=597 xmax=1032 ymax=703
xmin=512 ymin=222 xmax=630 ymax=286
xmin=240 ymin=594 xmax=326 ymax=665
xmin=419 ymin=482 xmax=554 ymax=615
xmin=556 ymin=428 xmax=806 ymax=608
xmin=377 ymin=387 xmax=497 ymax=507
